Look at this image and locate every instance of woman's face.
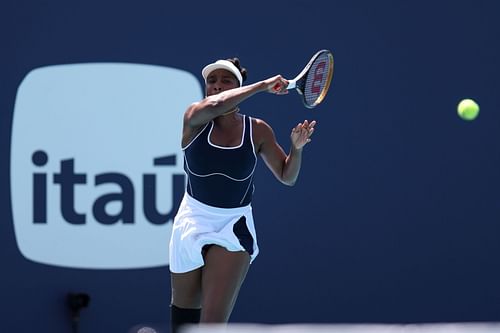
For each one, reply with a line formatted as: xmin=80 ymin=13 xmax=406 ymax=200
xmin=205 ymin=69 xmax=239 ymax=96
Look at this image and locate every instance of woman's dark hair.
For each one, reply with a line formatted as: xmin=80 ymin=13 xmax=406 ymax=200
xmin=226 ymin=57 xmax=247 ymax=83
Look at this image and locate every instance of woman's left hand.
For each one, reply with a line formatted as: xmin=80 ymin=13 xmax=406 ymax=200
xmin=290 ymin=120 xmax=316 ymax=150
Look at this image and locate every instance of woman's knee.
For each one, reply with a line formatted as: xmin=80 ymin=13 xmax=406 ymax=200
xmin=200 ymin=304 xmax=231 ymax=323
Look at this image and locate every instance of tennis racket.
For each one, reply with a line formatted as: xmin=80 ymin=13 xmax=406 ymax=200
xmin=276 ymin=49 xmax=334 ymax=109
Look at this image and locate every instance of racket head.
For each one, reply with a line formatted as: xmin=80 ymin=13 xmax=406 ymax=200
xmin=294 ymin=50 xmax=334 ymax=108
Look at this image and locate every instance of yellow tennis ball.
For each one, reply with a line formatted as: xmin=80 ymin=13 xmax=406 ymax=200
xmin=457 ymin=98 xmax=480 ymax=121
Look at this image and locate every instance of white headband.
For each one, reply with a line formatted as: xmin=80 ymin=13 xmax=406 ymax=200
xmin=201 ymin=60 xmax=243 ymax=87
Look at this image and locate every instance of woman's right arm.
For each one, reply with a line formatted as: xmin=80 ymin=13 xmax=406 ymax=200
xmin=181 ymin=75 xmax=290 ymax=147
xmin=185 ymin=81 xmax=264 ymax=128
xmin=184 ymin=75 xmax=288 ymax=127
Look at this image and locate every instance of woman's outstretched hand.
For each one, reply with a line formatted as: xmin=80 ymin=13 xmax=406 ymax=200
xmin=291 ymin=120 xmax=316 ymax=150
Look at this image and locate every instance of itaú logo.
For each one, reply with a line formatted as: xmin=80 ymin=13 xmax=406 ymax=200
xmin=11 ymin=63 xmax=202 ymax=269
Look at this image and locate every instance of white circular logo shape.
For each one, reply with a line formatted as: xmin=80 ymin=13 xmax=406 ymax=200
xmin=11 ymin=63 xmax=202 ymax=269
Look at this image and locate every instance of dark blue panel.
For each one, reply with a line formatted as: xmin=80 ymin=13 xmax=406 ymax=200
xmin=1 ymin=0 xmax=500 ymax=332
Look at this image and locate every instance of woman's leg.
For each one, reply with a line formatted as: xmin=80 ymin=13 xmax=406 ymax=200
xmin=200 ymin=245 xmax=251 ymax=322
xmin=170 ymin=268 xmax=202 ymax=333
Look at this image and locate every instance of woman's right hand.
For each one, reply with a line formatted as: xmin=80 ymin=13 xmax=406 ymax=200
xmin=263 ymin=75 xmax=289 ymax=95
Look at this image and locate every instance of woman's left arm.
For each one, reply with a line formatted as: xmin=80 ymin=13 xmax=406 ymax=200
xmin=254 ymin=119 xmax=316 ymax=186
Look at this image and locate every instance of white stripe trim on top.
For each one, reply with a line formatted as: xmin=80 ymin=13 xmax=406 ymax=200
xmin=207 ymin=116 xmax=245 ymax=149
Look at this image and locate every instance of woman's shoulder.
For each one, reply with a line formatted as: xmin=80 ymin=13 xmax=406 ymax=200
xmin=249 ymin=116 xmax=276 ymax=146
xmin=249 ymin=116 xmax=273 ymax=133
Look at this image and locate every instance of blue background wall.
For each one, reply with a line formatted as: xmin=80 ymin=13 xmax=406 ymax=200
xmin=1 ymin=0 xmax=500 ymax=332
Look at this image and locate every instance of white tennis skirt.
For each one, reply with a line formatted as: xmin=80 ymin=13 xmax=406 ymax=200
xmin=169 ymin=192 xmax=259 ymax=273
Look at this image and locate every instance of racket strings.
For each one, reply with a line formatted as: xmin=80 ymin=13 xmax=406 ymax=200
xmin=303 ymin=52 xmax=333 ymax=107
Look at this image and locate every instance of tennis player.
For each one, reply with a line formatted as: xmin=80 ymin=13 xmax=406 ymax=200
xmin=169 ymin=57 xmax=316 ymax=333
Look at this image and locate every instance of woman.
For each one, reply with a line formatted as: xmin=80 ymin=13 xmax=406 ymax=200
xmin=169 ymin=57 xmax=316 ymax=332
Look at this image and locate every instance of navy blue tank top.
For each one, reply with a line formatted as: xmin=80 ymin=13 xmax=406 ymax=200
xmin=183 ymin=115 xmax=257 ymax=208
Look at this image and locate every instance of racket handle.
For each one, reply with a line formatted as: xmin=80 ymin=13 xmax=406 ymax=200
xmin=286 ymin=80 xmax=296 ymax=90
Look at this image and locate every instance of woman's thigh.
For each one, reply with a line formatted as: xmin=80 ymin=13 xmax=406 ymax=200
xmin=200 ymin=245 xmax=251 ymax=322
